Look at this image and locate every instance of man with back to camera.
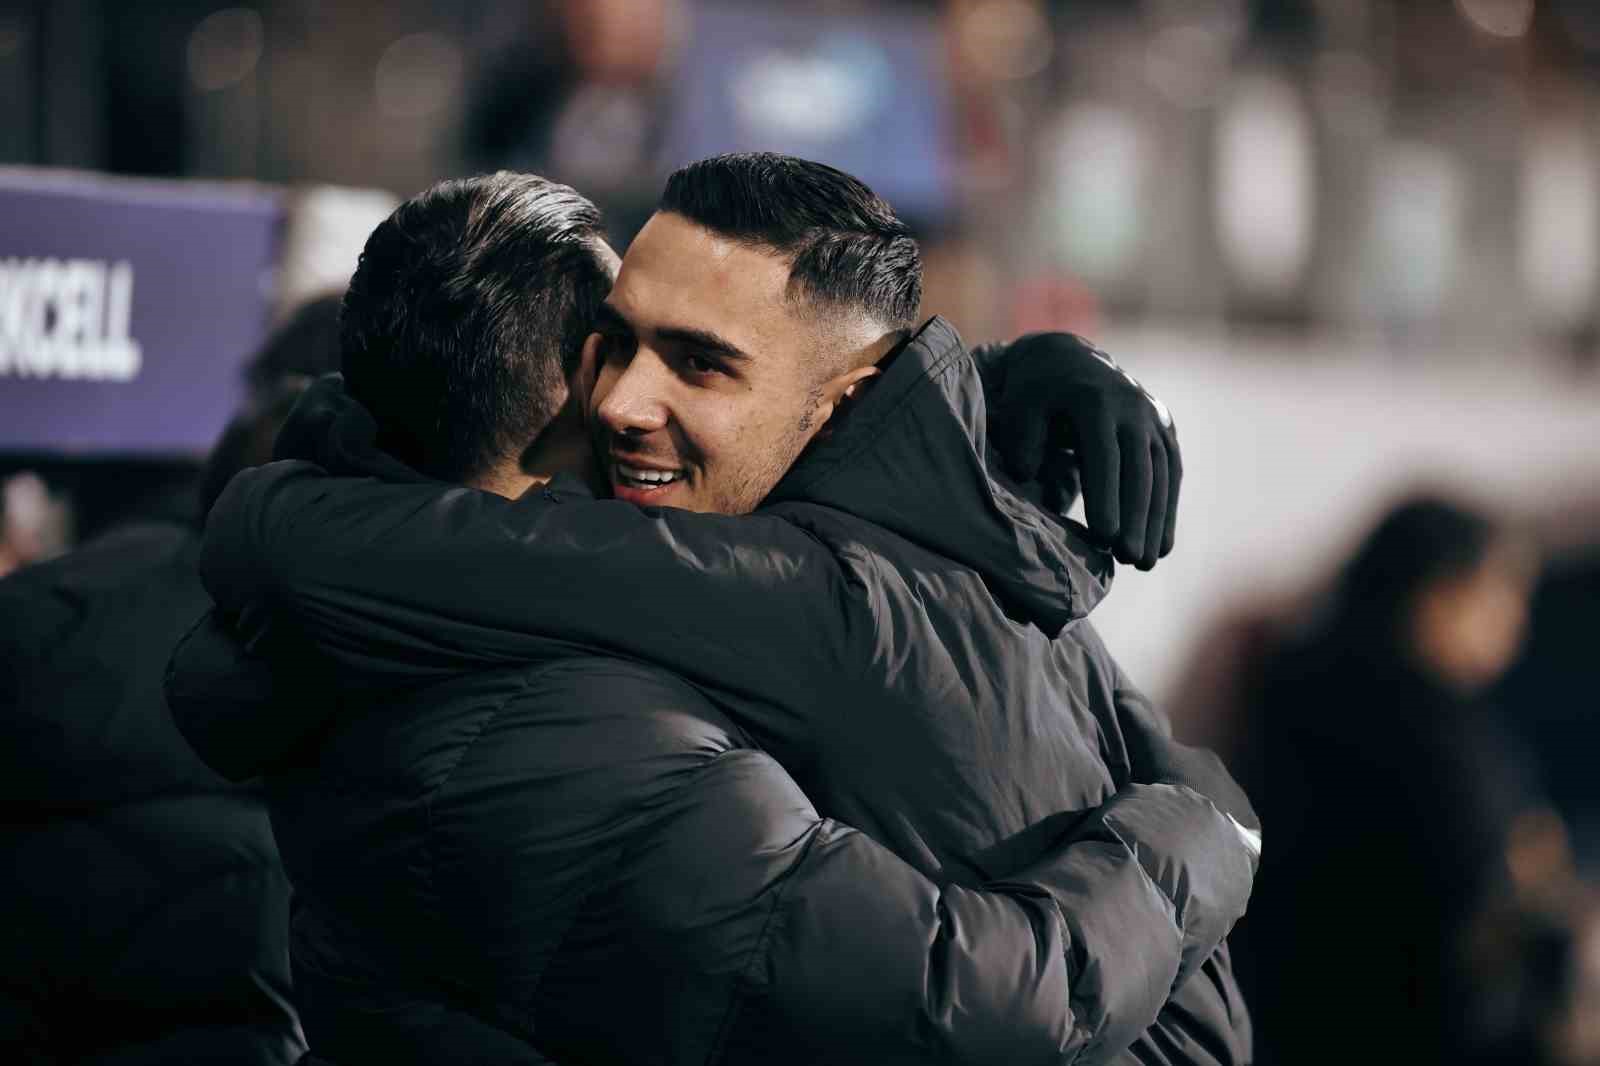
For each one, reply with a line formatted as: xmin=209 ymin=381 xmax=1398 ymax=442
xmin=170 ymin=158 xmax=1259 ymax=1064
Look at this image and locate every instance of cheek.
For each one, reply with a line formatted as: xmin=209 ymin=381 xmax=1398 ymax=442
xmin=680 ymin=395 xmax=758 ymax=465
xmin=1471 ymin=585 xmax=1528 ymax=661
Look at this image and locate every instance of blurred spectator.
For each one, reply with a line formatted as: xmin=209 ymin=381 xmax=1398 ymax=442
xmin=0 ymin=298 xmax=342 ymax=1066
xmin=244 ymin=291 xmax=346 ymax=396
xmin=1222 ymin=494 xmax=1584 ymax=1065
xmin=0 ymin=472 xmax=72 ymax=578
xmin=464 ymin=0 xmax=678 ymax=238
xmin=1501 ymin=541 xmax=1600 ymax=879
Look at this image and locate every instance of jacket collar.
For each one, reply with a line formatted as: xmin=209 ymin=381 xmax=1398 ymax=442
xmin=767 ymin=316 xmax=1112 ymax=636
xmin=272 ymin=375 xmax=430 ymax=484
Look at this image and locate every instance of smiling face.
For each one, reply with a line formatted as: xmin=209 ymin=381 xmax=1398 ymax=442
xmin=586 ymin=211 xmax=884 ymax=514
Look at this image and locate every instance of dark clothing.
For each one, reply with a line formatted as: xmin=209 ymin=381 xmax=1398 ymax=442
xmin=1230 ymin=631 xmax=1543 ymax=1066
xmin=0 ymin=523 xmax=303 ymax=1066
xmin=1499 ymin=550 xmax=1600 ymax=875
xmin=172 ymin=318 xmax=1256 ymax=1064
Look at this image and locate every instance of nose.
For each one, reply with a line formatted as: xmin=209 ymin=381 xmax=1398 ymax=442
xmin=597 ymin=347 xmax=671 ymax=437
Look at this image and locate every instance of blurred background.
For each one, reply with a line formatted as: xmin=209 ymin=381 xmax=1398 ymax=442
xmin=2 ymin=1 xmax=1599 ymax=1063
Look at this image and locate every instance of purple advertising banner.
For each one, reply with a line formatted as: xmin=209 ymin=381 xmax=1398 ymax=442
xmin=0 ymin=169 xmax=282 ymax=456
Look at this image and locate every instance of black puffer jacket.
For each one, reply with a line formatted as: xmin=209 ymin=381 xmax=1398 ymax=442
xmin=172 ymin=318 xmax=1257 ymax=1065
xmin=0 ymin=522 xmax=303 ymax=1066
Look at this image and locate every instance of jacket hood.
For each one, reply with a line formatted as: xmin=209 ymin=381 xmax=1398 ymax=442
xmin=768 ymin=316 xmax=1112 ymax=636
xmin=270 ymin=375 xmax=431 ymax=483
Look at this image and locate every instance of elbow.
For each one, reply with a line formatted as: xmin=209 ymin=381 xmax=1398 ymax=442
xmin=922 ymin=891 xmax=1128 ymax=1066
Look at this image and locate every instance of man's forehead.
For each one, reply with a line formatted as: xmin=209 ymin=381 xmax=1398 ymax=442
xmin=610 ymin=213 xmax=799 ymax=348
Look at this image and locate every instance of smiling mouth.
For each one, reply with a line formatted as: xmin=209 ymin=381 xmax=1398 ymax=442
xmin=613 ymin=462 xmax=685 ymax=493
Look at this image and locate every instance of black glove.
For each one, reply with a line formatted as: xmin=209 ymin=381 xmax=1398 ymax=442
xmin=976 ymin=334 xmax=1181 ymax=570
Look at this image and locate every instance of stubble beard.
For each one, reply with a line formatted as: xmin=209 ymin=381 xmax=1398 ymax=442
xmin=712 ymin=401 xmax=821 ymax=515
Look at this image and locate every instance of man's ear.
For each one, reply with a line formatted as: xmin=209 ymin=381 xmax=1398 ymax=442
xmin=811 ymin=364 xmax=881 ymax=433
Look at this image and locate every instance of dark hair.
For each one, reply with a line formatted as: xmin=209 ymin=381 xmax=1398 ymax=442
xmin=659 ymin=153 xmax=921 ymax=332
xmin=199 ymin=375 xmax=314 ymax=518
xmin=1333 ymin=494 xmax=1502 ymax=645
xmin=340 ymin=172 xmax=611 ymax=482
xmin=244 ymin=292 xmax=345 ymax=393
xmin=200 ymin=291 xmax=351 ymax=522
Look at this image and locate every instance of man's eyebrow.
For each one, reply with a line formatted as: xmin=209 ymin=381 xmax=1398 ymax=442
xmin=654 ymin=325 xmax=750 ymax=362
xmin=596 ymin=301 xmax=749 ymax=362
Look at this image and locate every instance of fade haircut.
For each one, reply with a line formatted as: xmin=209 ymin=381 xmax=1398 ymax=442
xmin=340 ymin=172 xmax=612 ymax=482
xmin=659 ymin=153 xmax=922 ymax=342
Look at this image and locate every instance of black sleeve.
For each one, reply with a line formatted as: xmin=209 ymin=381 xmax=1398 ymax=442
xmin=623 ymin=749 xmax=1251 ymax=1066
xmin=1133 ymin=943 xmax=1254 ymax=1066
xmin=200 ymin=462 xmax=870 ymax=756
xmin=1110 ymin=658 xmax=1260 ymax=834
xmin=1060 ymin=622 xmax=1260 ymax=997
xmin=165 ymin=608 xmax=338 ymax=782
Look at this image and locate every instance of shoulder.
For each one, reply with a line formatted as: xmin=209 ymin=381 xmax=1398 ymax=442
xmin=424 ymin=658 xmax=812 ymax=867
xmin=765 ymin=501 xmax=991 ymax=596
xmin=424 ymin=658 xmax=754 ymax=849
xmin=419 ymin=661 xmax=810 ymax=963
xmin=450 ymin=660 xmax=749 ymax=785
xmin=609 ymin=745 xmax=825 ymax=958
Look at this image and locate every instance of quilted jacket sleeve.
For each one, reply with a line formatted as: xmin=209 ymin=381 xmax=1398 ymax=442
xmin=1065 ymin=623 xmax=1258 ymax=1062
xmin=632 ymin=748 xmax=1250 ymax=1066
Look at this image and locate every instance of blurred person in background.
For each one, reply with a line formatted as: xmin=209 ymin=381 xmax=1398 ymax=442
xmin=244 ymin=293 xmax=347 ymax=398
xmin=1501 ymin=533 xmax=1600 ymax=878
xmin=465 ymin=0 xmax=676 ymax=238
xmin=0 ymin=472 xmax=72 ymax=579
xmin=1224 ymin=494 xmax=1584 ymax=1066
xmin=0 ymin=302 xmax=343 ymax=1066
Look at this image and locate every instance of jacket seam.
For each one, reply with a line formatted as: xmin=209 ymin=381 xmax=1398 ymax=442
xmin=417 ymin=668 xmax=554 ymax=1033
xmin=704 ymin=804 xmax=831 ymax=1066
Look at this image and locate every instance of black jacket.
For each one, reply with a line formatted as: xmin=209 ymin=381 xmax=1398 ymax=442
xmin=0 ymin=522 xmax=303 ymax=1066
xmin=171 ymin=318 xmax=1257 ymax=1065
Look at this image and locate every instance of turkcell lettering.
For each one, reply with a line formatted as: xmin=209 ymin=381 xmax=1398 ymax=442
xmin=0 ymin=258 xmax=143 ymax=381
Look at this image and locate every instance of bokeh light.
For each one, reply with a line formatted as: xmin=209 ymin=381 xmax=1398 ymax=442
xmin=1454 ymin=0 xmax=1536 ymax=40
xmin=374 ymin=32 xmax=464 ymax=120
xmin=186 ymin=7 xmax=264 ymax=93
xmin=955 ymin=0 xmax=1053 ymax=82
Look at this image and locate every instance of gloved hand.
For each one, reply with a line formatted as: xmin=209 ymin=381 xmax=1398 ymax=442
xmin=976 ymin=333 xmax=1181 ymax=570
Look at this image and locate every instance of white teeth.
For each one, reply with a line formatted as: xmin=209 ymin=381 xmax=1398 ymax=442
xmin=617 ymin=464 xmax=682 ymax=485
